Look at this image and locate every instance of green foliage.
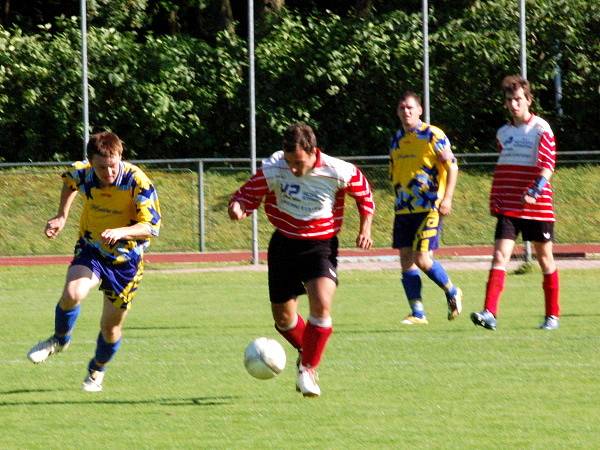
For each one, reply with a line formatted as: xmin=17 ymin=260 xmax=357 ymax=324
xmin=0 ymin=1 xmax=598 ymax=160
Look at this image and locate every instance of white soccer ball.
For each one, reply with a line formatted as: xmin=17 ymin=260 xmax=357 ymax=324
xmin=244 ymin=337 xmax=287 ymax=380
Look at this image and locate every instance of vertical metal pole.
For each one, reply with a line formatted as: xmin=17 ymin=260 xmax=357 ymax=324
xmin=422 ymin=0 xmax=430 ymax=123
xmin=80 ymin=0 xmax=89 ymax=159
xmin=248 ymin=0 xmax=259 ymax=265
xmin=519 ymin=0 xmax=532 ymax=263
xmin=553 ymin=41 xmax=563 ymax=117
xmin=198 ymin=161 xmax=206 ymax=252
xmin=519 ymin=0 xmax=527 ymax=79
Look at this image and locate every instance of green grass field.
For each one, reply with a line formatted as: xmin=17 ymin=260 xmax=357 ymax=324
xmin=1 ymin=265 xmax=599 ymax=449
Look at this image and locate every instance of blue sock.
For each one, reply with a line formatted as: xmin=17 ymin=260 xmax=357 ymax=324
xmin=402 ymin=269 xmax=425 ymax=318
xmin=54 ymin=304 xmax=80 ymax=346
xmin=91 ymin=332 xmax=122 ymax=372
xmin=425 ymin=261 xmax=457 ymax=298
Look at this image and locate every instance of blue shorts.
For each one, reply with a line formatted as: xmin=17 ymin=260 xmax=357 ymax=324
xmin=392 ymin=210 xmax=442 ymax=252
xmin=71 ymin=240 xmax=144 ymax=310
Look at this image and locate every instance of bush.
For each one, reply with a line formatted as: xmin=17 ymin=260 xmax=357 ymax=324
xmin=0 ymin=0 xmax=598 ymax=161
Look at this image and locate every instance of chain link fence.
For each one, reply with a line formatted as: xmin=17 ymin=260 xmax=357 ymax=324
xmin=1 ymin=152 xmax=599 ymax=256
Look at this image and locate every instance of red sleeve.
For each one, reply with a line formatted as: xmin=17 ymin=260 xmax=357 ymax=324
xmin=345 ymin=166 xmax=375 ymax=215
xmin=537 ymin=131 xmax=556 ymax=171
xmin=229 ymin=169 xmax=270 ymax=213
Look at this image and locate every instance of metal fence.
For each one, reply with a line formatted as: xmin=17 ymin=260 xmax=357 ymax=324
xmin=1 ymin=151 xmax=599 ymax=257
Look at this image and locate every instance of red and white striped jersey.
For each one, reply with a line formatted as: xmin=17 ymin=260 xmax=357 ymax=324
xmin=490 ymin=114 xmax=556 ymax=221
xmin=230 ymin=149 xmax=375 ymax=240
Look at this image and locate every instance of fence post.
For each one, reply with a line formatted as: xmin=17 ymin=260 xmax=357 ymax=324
xmin=197 ymin=160 xmax=205 ymax=252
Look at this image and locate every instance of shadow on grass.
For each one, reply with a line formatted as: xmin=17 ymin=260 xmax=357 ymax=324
xmin=0 ymin=395 xmax=237 ymax=407
xmin=126 ymin=325 xmax=203 ymax=331
xmin=0 ymin=389 xmax=58 ymax=395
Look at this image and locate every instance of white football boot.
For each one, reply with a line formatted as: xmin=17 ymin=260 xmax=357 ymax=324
xmin=539 ymin=315 xmax=559 ymax=330
xmin=82 ymin=370 xmax=105 ymax=392
xmin=27 ymin=336 xmax=69 ymax=364
xmin=296 ymin=365 xmax=320 ymax=397
xmin=447 ymin=287 xmax=463 ymax=321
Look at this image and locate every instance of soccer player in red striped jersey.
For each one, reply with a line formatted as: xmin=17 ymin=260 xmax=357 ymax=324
xmin=471 ymin=75 xmax=560 ymax=331
xmin=229 ymin=123 xmax=374 ymax=397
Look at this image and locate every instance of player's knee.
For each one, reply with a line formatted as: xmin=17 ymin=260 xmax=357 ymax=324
xmin=537 ymin=254 xmax=555 ymax=272
xmin=492 ymin=249 xmax=509 ymax=266
xmin=414 ymin=253 xmax=432 ymax=270
xmin=273 ymin=314 xmax=293 ymax=330
xmin=309 ymin=303 xmax=331 ymax=319
xmin=61 ymin=287 xmax=86 ymax=306
xmin=100 ymin=326 xmax=121 ymax=343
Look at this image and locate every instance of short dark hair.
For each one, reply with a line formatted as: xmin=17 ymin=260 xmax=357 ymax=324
xmin=501 ymin=75 xmax=533 ymax=101
xmin=398 ymin=90 xmax=422 ymax=107
xmin=283 ymin=123 xmax=317 ymax=153
xmin=87 ymin=131 xmax=123 ymax=158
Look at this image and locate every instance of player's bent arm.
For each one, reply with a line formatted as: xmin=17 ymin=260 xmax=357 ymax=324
xmin=100 ymin=222 xmax=155 ymax=246
xmin=356 ymin=213 xmax=373 ymax=250
xmin=45 ymin=184 xmax=78 ymax=238
xmin=523 ymin=167 xmax=554 ymax=205
xmin=439 ymin=161 xmax=458 ymax=216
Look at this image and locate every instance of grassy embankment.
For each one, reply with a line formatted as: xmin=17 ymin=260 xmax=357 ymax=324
xmin=0 ymin=165 xmax=598 ymax=256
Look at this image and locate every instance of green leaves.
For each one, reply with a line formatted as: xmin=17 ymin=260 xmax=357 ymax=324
xmin=0 ymin=0 xmax=597 ymax=161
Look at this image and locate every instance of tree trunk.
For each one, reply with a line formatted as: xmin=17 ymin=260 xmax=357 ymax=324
xmin=219 ymin=0 xmax=234 ymax=35
xmin=2 ymin=0 xmax=10 ymax=26
xmin=354 ymin=0 xmax=373 ymax=18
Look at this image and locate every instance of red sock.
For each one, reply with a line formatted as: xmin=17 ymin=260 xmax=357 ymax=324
xmin=301 ymin=321 xmax=333 ymax=369
xmin=275 ymin=313 xmax=306 ymax=351
xmin=484 ymin=268 xmax=506 ymax=316
xmin=543 ymin=270 xmax=560 ymax=317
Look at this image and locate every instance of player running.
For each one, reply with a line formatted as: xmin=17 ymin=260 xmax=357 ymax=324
xmin=471 ymin=75 xmax=560 ymax=330
xmin=27 ymin=131 xmax=161 ymax=391
xmin=229 ymin=123 xmax=374 ymax=397
xmin=389 ymin=91 xmax=462 ymax=325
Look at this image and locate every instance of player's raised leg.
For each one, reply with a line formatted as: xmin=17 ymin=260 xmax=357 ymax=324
xmin=273 ymin=300 xmax=305 ymax=354
xmin=28 ymin=265 xmax=99 ymax=364
xmin=273 ymin=299 xmax=306 ymax=378
xmin=83 ymin=295 xmax=128 ymax=392
xmin=415 ymin=251 xmax=462 ymax=321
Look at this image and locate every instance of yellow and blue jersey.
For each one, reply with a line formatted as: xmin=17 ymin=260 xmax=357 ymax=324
xmin=389 ymin=121 xmax=456 ymax=215
xmin=63 ymin=161 xmax=161 ymax=263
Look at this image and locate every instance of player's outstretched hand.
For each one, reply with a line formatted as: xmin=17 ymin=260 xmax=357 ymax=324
xmin=356 ymin=233 xmax=373 ymax=250
xmin=228 ymin=201 xmax=247 ymax=220
xmin=45 ymin=216 xmax=66 ymax=239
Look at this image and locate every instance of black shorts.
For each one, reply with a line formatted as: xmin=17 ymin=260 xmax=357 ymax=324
xmin=494 ymin=215 xmax=554 ymax=242
xmin=267 ymin=231 xmax=339 ymax=304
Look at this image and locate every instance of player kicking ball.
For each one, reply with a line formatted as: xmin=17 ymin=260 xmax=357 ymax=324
xmin=27 ymin=132 xmax=161 ymax=391
xmin=229 ymin=123 xmax=374 ymax=397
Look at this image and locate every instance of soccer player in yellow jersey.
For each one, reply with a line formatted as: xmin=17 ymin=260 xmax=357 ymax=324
xmin=389 ymin=91 xmax=462 ymax=324
xmin=27 ymin=131 xmax=161 ymax=392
